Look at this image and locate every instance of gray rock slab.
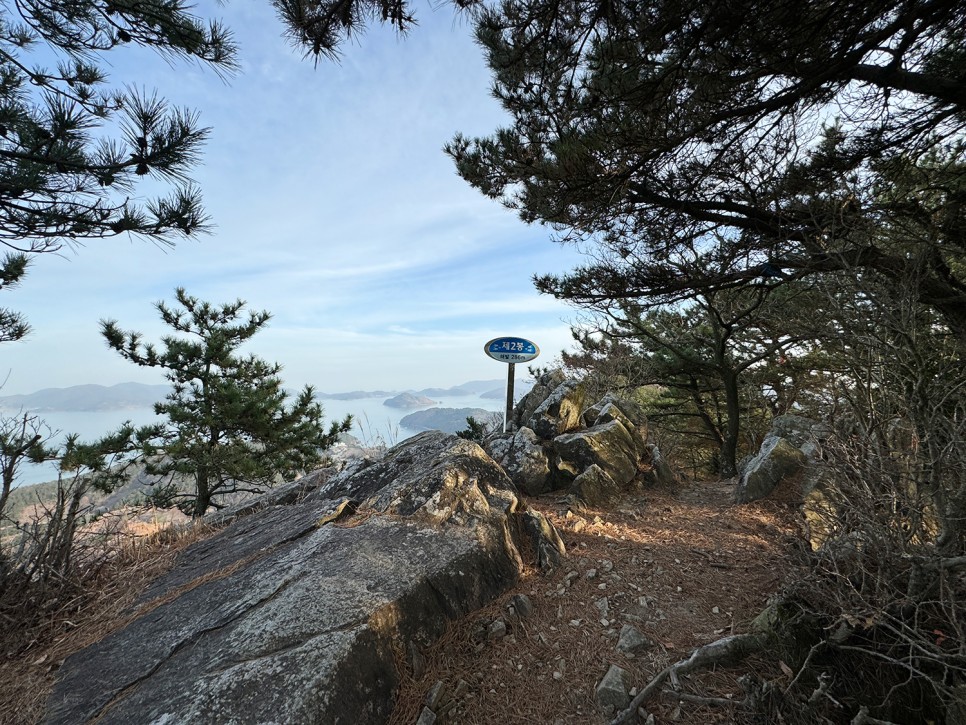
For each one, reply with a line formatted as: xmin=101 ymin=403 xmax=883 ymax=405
xmin=45 ymin=432 xmax=530 ymax=725
xmin=642 ymin=443 xmax=679 ymax=487
xmin=570 ymin=464 xmax=622 ymax=507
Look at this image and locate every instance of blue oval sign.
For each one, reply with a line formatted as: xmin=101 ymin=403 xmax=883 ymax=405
xmin=484 ymin=336 xmax=540 ymax=364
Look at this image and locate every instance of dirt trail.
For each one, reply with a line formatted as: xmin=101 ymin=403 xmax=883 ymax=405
xmin=391 ymin=479 xmax=806 ymax=724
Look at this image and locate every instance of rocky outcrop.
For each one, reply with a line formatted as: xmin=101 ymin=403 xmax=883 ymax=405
xmin=527 ymin=379 xmax=587 ymax=439
xmin=735 ymin=415 xmax=831 ymax=504
xmin=735 ymin=436 xmax=807 ymax=503
xmin=554 ymin=420 xmax=640 ymax=488
xmin=45 ymin=432 xmax=564 ymax=725
xmin=512 ymin=369 xmax=566 ymax=428
xmin=501 ymin=377 xmax=679 ymax=506
xmin=486 ymin=427 xmax=552 ymax=495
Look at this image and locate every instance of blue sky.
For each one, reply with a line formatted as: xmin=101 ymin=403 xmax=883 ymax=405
xmin=1 ymin=2 xmax=586 ymax=395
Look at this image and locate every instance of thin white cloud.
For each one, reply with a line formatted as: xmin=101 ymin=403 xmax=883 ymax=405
xmin=1 ymin=3 xmax=587 ymax=398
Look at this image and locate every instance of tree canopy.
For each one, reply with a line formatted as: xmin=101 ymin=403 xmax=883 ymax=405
xmin=0 ymin=0 xmax=238 ymax=341
xmin=102 ymin=288 xmax=351 ymax=517
xmin=436 ymin=0 xmax=965 ymax=340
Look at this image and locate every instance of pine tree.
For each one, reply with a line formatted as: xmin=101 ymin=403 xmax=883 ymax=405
xmin=0 ymin=0 xmax=238 ymax=340
xmin=101 ymin=288 xmax=351 ymax=517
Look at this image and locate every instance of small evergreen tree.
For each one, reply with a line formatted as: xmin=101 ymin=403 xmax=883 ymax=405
xmin=101 ymin=288 xmax=351 ymax=517
xmin=456 ymin=415 xmax=493 ymax=443
xmin=0 ymin=411 xmax=58 ymax=521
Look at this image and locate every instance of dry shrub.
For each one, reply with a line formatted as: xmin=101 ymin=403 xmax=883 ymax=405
xmin=771 ymin=431 xmax=966 ymax=724
xmin=0 ymin=519 xmax=214 ymax=724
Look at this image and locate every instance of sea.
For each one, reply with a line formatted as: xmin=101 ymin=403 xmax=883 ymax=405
xmin=8 ymin=393 xmax=508 ymax=487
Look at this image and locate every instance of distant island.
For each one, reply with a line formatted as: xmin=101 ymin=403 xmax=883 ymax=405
xmin=316 ymin=390 xmax=396 ymax=401
xmin=399 ymin=408 xmax=502 ymax=434
xmin=383 ymin=393 xmax=437 ymax=410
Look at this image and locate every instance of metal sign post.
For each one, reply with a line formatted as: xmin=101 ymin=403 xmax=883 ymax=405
xmin=483 ymin=337 xmax=540 ymax=433
xmin=505 ymin=363 xmax=515 ymax=433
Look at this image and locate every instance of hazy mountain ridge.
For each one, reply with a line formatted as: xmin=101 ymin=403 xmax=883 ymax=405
xmin=0 ymin=383 xmax=171 ymax=412
xmin=0 ymin=379 xmax=532 ymax=413
xmin=317 ymin=379 xmax=516 ymax=400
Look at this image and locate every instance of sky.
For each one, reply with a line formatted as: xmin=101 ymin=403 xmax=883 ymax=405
xmin=0 ymin=2 xmax=588 ymax=396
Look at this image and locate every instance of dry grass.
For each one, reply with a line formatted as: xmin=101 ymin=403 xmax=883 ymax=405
xmin=0 ymin=519 xmax=215 ymax=725
xmin=390 ymin=480 xmax=805 ymax=724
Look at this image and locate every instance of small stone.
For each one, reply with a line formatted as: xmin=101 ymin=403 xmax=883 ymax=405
xmin=425 ymin=681 xmax=447 ymax=710
xmin=552 ymin=671 xmax=563 ymax=680
xmin=601 ymin=559 xmax=614 ymax=572
xmin=594 ymin=596 xmax=610 ymax=618
xmin=676 ymin=586 xmax=682 ymax=592
xmin=565 ymin=570 xmax=579 ymax=585
xmin=415 ymin=706 xmax=437 ymax=725
xmin=598 ymin=583 xmax=607 ymax=590
xmin=511 ymin=594 xmax=534 ymax=618
xmin=488 ymin=619 xmax=507 ymax=641
xmin=616 ymin=624 xmax=653 ymax=655
xmin=453 ymin=679 xmax=470 ymax=698
xmin=585 ymin=568 xmax=598 ymax=579
xmin=712 ymin=606 xmax=720 ymax=614
xmin=595 ymin=664 xmax=631 ymax=710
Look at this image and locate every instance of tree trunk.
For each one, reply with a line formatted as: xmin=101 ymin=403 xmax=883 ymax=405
xmin=193 ymin=466 xmax=210 ymax=519
xmin=719 ymin=369 xmax=741 ymax=478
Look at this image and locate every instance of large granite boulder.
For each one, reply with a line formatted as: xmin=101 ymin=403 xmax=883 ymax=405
xmin=734 ymin=435 xmax=808 ymax=503
xmin=554 ymin=419 xmax=640 ymax=488
xmin=486 ymin=427 xmax=552 ymax=495
xmin=590 ymin=401 xmax=649 ymax=456
xmin=735 ymin=415 xmax=833 ymax=504
xmin=45 ymin=432 xmax=562 ymax=725
xmin=769 ymin=415 xmax=832 ymax=453
xmin=582 ymin=393 xmax=649 ymax=430
xmin=513 ymin=369 xmax=567 ymax=428
xmin=570 ymin=464 xmax=623 ymax=507
xmin=526 ymin=379 xmax=587 ymax=440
